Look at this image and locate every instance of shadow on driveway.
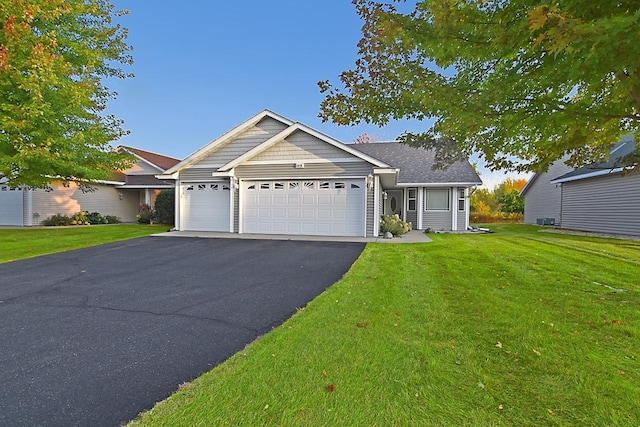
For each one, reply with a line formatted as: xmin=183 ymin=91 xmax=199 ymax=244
xmin=0 ymin=237 xmax=364 ymax=426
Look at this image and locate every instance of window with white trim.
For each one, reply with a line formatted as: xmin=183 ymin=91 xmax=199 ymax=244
xmin=458 ymin=189 xmax=466 ymax=211
xmin=425 ymin=188 xmax=450 ymax=211
xmin=407 ymin=188 xmax=417 ymax=211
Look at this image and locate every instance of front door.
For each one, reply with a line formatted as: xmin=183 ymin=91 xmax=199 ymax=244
xmin=384 ymin=190 xmax=403 ymax=217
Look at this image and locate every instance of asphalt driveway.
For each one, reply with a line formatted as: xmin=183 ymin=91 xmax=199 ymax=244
xmin=0 ymin=237 xmax=364 ymax=426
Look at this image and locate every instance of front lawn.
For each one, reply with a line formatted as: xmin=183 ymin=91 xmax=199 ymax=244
xmin=0 ymin=225 xmax=170 ymax=263
xmin=130 ymin=224 xmax=638 ymax=426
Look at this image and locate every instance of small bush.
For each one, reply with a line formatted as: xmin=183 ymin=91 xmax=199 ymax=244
xmin=86 ymin=211 xmax=107 ymax=224
xmin=380 ymin=214 xmax=412 ymax=236
xmin=42 ymin=214 xmax=73 ymax=226
xmin=70 ymin=211 xmax=90 ymax=225
xmin=154 ymin=189 xmax=175 ymax=225
xmin=104 ymin=215 xmax=121 ymax=224
xmin=470 ymin=212 xmax=523 ymax=224
xmin=137 ymin=204 xmax=155 ymax=224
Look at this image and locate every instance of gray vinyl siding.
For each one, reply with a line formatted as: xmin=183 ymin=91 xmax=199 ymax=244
xmin=251 ymin=131 xmax=355 ymax=162
xmin=235 ymin=162 xmax=373 ymax=179
xmin=31 ymin=182 xmax=139 ymax=224
xmin=406 ymin=210 xmax=418 ymax=229
xmin=367 ymin=188 xmax=375 ymax=237
xmin=560 ymin=172 xmax=640 ymax=236
xmin=193 ymin=117 xmax=289 ymax=168
xmin=422 ymin=212 xmax=452 ymax=230
xmin=422 ymin=187 xmax=453 ymax=230
xmin=179 ymin=168 xmax=218 ymax=181
xmin=523 ymin=158 xmax=573 ymax=225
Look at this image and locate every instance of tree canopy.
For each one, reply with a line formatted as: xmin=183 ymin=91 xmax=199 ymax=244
xmin=319 ymin=0 xmax=640 ymax=173
xmin=0 ymin=0 xmax=133 ymax=188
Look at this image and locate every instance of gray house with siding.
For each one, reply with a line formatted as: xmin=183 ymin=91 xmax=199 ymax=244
xmin=157 ymin=110 xmax=482 ymax=237
xmin=520 ymin=156 xmax=573 ymax=225
xmin=522 ymin=134 xmax=640 ymax=236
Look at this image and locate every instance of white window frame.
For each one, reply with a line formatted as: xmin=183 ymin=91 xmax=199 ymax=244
xmin=457 ymin=188 xmax=466 ymax=211
xmin=407 ymin=188 xmax=417 ymax=211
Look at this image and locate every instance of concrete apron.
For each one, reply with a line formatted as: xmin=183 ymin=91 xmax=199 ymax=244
xmin=152 ymin=229 xmax=432 ymax=244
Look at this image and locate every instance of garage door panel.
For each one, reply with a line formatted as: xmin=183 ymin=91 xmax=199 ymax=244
xmin=181 ymin=182 xmax=230 ymax=231
xmin=242 ymin=179 xmax=365 ymax=236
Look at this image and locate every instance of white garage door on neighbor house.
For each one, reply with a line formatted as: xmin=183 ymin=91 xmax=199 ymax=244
xmin=0 ymin=185 xmax=24 ymax=226
xmin=241 ymin=179 xmax=365 ymax=236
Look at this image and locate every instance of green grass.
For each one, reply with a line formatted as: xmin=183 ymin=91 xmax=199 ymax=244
xmin=0 ymin=224 xmax=170 ymax=263
xmin=128 ymin=224 xmax=639 ymax=426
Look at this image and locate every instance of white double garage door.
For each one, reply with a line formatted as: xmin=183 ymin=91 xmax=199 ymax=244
xmin=181 ymin=179 xmax=365 ymax=236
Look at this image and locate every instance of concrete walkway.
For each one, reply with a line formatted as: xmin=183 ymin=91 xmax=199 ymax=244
xmin=153 ymin=229 xmax=432 ymax=243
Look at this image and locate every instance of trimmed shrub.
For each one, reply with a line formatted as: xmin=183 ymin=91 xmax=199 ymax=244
xmin=137 ymin=204 xmax=155 ymax=224
xmin=380 ymin=214 xmax=412 ymax=236
xmin=154 ymin=189 xmax=175 ymax=225
xmin=470 ymin=212 xmax=523 ymax=224
xmin=70 ymin=211 xmax=90 ymax=225
xmin=104 ymin=215 xmax=121 ymax=224
xmin=42 ymin=214 xmax=72 ymax=226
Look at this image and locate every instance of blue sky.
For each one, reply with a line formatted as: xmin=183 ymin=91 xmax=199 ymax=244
xmin=106 ymin=1 xmax=529 ymax=188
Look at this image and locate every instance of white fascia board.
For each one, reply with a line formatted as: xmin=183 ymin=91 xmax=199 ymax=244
xmin=373 ymin=168 xmax=399 ymax=174
xmin=395 ymin=182 xmax=481 ymax=187
xmin=519 ymin=172 xmax=538 ymax=196
xmin=162 ymin=110 xmax=294 ymax=175
xmin=92 ymin=180 xmax=126 ymax=186
xmin=115 ymin=185 xmax=174 ymax=189
xmin=212 ymin=170 xmax=234 ymax=177
xmin=550 ymin=167 xmax=629 ymax=184
xmin=218 ymin=125 xmax=300 ymax=171
xmin=155 ymin=172 xmax=179 ymax=180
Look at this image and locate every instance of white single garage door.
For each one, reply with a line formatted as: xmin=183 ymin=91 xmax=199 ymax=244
xmin=242 ymin=179 xmax=365 ymax=236
xmin=0 ymin=185 xmax=24 ymax=226
xmin=181 ymin=182 xmax=230 ymax=231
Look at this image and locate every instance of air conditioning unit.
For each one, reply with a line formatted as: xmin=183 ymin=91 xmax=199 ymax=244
xmin=536 ymin=218 xmax=556 ymax=226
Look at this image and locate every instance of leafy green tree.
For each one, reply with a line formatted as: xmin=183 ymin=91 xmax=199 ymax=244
xmin=0 ymin=0 xmax=134 ymax=187
xmin=498 ymin=190 xmax=525 ymax=214
xmin=319 ymin=0 xmax=640 ymax=173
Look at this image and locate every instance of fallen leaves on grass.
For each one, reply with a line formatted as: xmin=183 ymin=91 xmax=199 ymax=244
xmin=533 ymin=349 xmax=541 ymax=357
xmin=357 ymin=321 xmax=368 ymax=328
xmin=496 ymin=342 xmax=503 ymax=348
xmin=326 ymin=383 xmax=335 ymax=394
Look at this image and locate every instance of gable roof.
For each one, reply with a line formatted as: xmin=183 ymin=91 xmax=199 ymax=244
xmin=162 ymin=110 xmax=389 ymax=175
xmin=351 ymin=142 xmax=482 ymax=185
xmin=119 ymin=146 xmax=181 ymax=171
xmin=162 ymin=110 xmax=294 ymax=175
xmin=550 ymin=134 xmax=637 ymax=184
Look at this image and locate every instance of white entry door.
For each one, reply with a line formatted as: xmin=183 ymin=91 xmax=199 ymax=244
xmin=181 ymin=182 xmax=230 ymax=231
xmin=242 ymin=179 xmax=365 ymax=236
xmin=0 ymin=185 xmax=24 ymax=226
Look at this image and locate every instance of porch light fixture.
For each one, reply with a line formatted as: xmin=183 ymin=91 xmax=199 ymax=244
xmin=382 ymin=191 xmax=388 ymax=200
xmin=366 ymin=174 xmax=374 ymax=190
xmin=118 ymin=192 xmax=123 ymax=200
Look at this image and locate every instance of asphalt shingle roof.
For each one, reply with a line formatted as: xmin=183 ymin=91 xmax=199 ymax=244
xmin=121 ymin=146 xmax=181 ymax=171
xmin=552 ymin=134 xmax=637 ymax=181
xmin=351 ymin=142 xmax=482 ymax=185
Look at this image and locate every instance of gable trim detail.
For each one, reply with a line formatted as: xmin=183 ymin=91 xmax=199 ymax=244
xmin=163 ymin=110 xmax=295 ymax=175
